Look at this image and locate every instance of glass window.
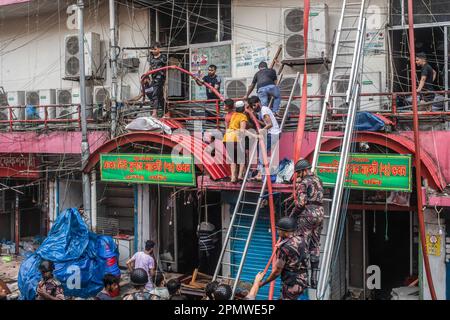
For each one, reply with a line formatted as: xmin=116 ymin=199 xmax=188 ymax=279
xmin=189 ymin=0 xmax=218 ymax=44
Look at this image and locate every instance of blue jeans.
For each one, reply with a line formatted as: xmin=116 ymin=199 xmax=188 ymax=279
xmin=257 ymin=84 xmax=281 ymax=113
xmin=258 ymin=133 xmax=280 ymax=175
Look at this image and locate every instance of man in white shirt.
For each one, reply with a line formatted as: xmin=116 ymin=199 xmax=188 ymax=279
xmin=126 ymin=240 xmax=156 ymax=291
xmin=248 ymin=95 xmax=281 ymax=181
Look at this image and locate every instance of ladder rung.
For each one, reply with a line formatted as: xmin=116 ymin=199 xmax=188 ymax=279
xmin=322 ymin=198 xmax=333 ymax=202
xmin=340 ymin=39 xmax=357 ymax=44
xmin=328 ymin=106 xmax=349 ymax=111
xmin=331 ymin=93 xmax=348 ymax=97
xmin=218 ymin=275 xmax=235 ymax=281
xmin=240 ymin=201 xmax=258 ymax=206
xmin=346 ymin=2 xmax=362 ymax=6
xmin=321 ymin=135 xmax=344 ymax=140
xmin=225 ymin=249 xmax=244 ymax=254
xmin=230 ymin=237 xmax=247 ymax=241
xmin=344 ymin=15 xmax=360 ymax=18
xmin=316 ymin=165 xmax=335 ymax=170
xmin=236 ymin=212 xmax=253 ymax=217
xmin=324 ymin=121 xmax=345 ymax=125
xmin=335 ymin=66 xmax=352 ymax=69
xmin=341 ymin=27 xmax=358 ymax=31
xmin=333 ymin=78 xmax=349 ymax=82
xmin=337 ymin=52 xmax=354 ymax=56
xmin=245 ymin=190 xmax=262 ymax=194
xmin=222 ymin=262 xmax=240 ymax=267
xmin=233 ymin=224 xmax=251 ymax=230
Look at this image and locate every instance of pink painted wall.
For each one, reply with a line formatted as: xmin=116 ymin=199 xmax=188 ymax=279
xmin=0 ymin=0 xmax=30 ymax=6
xmin=0 ymin=131 xmax=110 ymax=154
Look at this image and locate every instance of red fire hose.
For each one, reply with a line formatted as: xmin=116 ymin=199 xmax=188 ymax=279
xmin=141 ymin=65 xmax=278 ymax=299
xmin=406 ymin=0 xmax=437 ymax=300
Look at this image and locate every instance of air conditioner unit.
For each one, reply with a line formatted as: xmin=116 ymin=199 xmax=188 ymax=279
xmin=278 ymin=75 xmax=301 ymax=115
xmin=6 ymin=91 xmax=25 ymax=120
xmin=54 ymin=89 xmax=75 ymax=120
xmin=93 ymin=86 xmax=110 ymax=105
xmin=71 ymin=87 xmax=93 ymax=119
xmin=360 ymin=72 xmax=382 ymax=112
xmin=224 ymin=78 xmax=251 ymax=99
xmin=26 ymin=91 xmax=39 ymax=105
xmin=279 ymin=74 xmax=325 ymax=114
xmin=39 ymin=89 xmax=56 ymax=119
xmin=282 ymin=5 xmax=328 ymax=60
xmin=64 ymin=32 xmax=101 ymax=78
xmin=0 ymin=89 xmax=8 ymax=122
xmin=332 ymin=74 xmax=350 ymax=112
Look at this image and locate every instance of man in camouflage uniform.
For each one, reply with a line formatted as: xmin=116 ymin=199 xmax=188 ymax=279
xmin=36 ymin=260 xmax=65 ymax=300
xmin=258 ymin=217 xmax=308 ymax=300
xmin=123 ymin=268 xmax=155 ymax=300
xmin=290 ymin=158 xmax=324 ymax=289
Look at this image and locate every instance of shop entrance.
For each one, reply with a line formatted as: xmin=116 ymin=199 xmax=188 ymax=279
xmin=347 ymin=210 xmax=415 ymax=300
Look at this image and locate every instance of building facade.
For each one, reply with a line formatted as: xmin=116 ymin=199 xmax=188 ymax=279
xmin=0 ymin=0 xmax=450 ymax=300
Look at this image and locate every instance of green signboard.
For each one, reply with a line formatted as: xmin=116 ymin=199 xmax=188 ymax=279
xmin=100 ymin=154 xmax=196 ymax=186
xmin=317 ymin=153 xmax=412 ymax=191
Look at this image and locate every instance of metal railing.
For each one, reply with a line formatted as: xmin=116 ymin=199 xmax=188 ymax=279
xmin=1 ymin=90 xmax=450 ymax=132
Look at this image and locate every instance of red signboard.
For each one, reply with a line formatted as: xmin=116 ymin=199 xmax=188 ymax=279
xmin=0 ymin=155 xmax=39 ymax=179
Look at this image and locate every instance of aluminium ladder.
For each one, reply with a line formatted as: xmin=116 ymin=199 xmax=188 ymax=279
xmin=212 ymin=72 xmax=301 ymax=300
xmin=311 ymin=0 xmax=367 ymax=299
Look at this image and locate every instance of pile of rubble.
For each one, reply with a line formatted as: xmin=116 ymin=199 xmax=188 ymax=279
xmin=0 ymin=255 xmax=22 ymax=300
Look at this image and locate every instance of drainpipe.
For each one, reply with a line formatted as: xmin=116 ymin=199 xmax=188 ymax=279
xmin=90 ymin=170 xmax=97 ymax=233
xmin=78 ymin=0 xmax=92 ymax=229
xmin=15 ymin=193 xmax=19 ymax=255
xmin=406 ymin=0 xmax=437 ymax=300
xmin=109 ymin=0 xmax=119 ymax=138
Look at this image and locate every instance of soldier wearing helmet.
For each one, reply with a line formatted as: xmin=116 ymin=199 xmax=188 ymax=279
xmin=123 ymin=268 xmax=155 ymax=300
xmin=36 ymin=260 xmax=65 ymax=300
xmin=258 ymin=217 xmax=308 ymax=300
xmin=290 ymin=158 xmax=324 ymax=289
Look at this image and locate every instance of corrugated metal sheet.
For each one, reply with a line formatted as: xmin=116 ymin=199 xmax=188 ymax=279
xmin=230 ymin=207 xmax=282 ymax=300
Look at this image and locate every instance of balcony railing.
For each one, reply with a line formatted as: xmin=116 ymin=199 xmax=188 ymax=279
xmin=1 ymin=90 xmax=450 ymax=132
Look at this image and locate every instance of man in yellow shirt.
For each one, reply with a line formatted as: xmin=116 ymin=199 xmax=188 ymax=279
xmin=223 ymin=101 xmax=248 ymax=183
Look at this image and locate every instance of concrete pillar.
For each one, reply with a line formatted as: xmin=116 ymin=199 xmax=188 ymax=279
xmin=423 ymin=208 xmax=446 ymax=300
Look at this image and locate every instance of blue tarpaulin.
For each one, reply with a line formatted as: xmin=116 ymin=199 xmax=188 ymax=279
xmin=355 ymin=112 xmax=385 ymax=132
xmin=18 ymin=208 xmax=120 ymax=300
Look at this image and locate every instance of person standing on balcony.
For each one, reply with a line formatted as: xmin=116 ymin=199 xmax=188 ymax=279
xmin=223 ymin=101 xmax=248 ymax=183
xmin=194 ymin=64 xmax=222 ymax=100
xmin=147 ymin=42 xmax=168 ymax=117
xmin=223 ymin=98 xmax=235 ymax=128
xmin=288 ymin=158 xmax=324 ymax=289
xmin=415 ymin=52 xmax=436 ymax=111
xmin=247 ymin=96 xmax=280 ymax=181
xmin=244 ymin=61 xmax=282 ymax=116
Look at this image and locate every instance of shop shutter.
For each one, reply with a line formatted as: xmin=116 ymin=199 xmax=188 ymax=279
xmin=230 ymin=207 xmax=282 ymax=300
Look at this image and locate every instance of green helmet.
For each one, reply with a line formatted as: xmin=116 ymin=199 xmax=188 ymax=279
xmin=294 ymin=159 xmax=311 ymax=172
xmin=276 ymin=217 xmax=297 ymax=232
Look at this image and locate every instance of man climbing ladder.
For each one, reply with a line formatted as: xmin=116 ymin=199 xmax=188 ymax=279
xmin=289 ymin=159 xmax=324 ymax=289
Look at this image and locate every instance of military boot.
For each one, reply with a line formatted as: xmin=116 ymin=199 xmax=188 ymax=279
xmin=310 ymin=256 xmax=320 ymax=289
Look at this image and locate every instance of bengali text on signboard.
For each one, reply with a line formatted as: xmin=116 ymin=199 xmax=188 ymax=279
xmin=100 ymin=154 xmax=196 ymax=186
xmin=317 ymin=153 xmax=412 ymax=191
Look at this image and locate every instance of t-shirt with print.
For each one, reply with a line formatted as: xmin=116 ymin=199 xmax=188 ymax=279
xmin=130 ymin=251 xmax=155 ymax=291
xmin=259 ymin=106 xmax=280 ymax=135
xmin=202 ymin=75 xmax=222 ymax=99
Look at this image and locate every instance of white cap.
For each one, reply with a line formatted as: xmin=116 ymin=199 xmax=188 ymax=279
xmin=235 ymin=101 xmax=245 ymax=108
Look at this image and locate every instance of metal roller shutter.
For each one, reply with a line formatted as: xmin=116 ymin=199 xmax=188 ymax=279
xmin=230 ymin=207 xmax=282 ymax=300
